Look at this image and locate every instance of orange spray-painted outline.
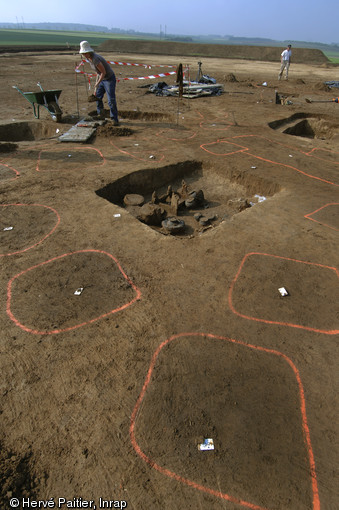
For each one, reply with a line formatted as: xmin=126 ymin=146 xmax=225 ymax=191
xmin=200 ymin=139 xmax=249 ymax=156
xmin=6 ymin=249 xmax=141 ymax=335
xmin=0 ymin=203 xmax=60 ymax=257
xmin=231 ymin=134 xmax=339 ymax=164
xmin=0 ymin=162 xmax=20 ymax=181
xmin=130 ymin=332 xmax=320 ymax=510
xmin=228 ymin=252 xmax=339 ymax=335
xmin=303 ymin=147 xmax=339 ymax=164
xmin=156 ymin=128 xmax=197 ymax=141
xmin=36 ymin=146 xmax=106 ymax=172
xmin=304 ymin=203 xmax=339 ymax=232
xmin=109 ymin=140 xmax=166 ymax=162
xmin=200 ymin=136 xmax=338 ymax=187
xmin=230 ymin=134 xmax=339 ymax=185
xmin=244 ymin=151 xmax=338 ymax=187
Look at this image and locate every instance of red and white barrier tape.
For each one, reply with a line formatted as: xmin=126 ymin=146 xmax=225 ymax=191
xmin=75 ymin=59 xmax=176 ymax=71
xmin=75 ymin=60 xmax=176 ymax=87
xmin=109 ymin=61 xmax=149 ymax=68
xmin=108 ymin=60 xmax=175 ymax=69
xmin=75 ymin=69 xmax=176 ymax=80
xmin=120 ymin=71 xmax=176 ymax=81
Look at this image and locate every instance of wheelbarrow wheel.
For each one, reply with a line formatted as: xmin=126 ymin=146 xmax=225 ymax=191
xmin=48 ymin=101 xmax=62 ymax=122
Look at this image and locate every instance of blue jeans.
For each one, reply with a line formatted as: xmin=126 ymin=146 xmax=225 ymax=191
xmin=96 ymin=74 xmax=118 ymax=121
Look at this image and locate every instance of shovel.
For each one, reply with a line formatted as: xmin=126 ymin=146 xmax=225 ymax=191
xmin=305 ymin=97 xmax=339 ymax=103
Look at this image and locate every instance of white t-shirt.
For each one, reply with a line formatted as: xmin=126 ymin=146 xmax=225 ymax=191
xmin=281 ymin=49 xmax=292 ymax=61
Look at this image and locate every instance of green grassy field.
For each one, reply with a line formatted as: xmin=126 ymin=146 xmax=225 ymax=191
xmin=323 ymin=50 xmax=339 ymax=63
xmin=1 ymin=29 xmax=339 ymax=63
xmin=0 ymin=29 xmax=159 ymax=47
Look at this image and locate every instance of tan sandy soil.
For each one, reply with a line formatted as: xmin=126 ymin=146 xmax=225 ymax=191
xmin=0 ymin=46 xmax=338 ymax=510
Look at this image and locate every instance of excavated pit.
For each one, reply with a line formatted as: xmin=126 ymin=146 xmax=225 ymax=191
xmin=268 ymin=113 xmax=339 ymax=140
xmin=96 ymin=161 xmax=281 ymax=237
xmin=119 ymin=109 xmax=173 ymax=122
xmin=88 ymin=108 xmax=174 ymax=123
xmin=0 ymin=121 xmax=60 ymax=142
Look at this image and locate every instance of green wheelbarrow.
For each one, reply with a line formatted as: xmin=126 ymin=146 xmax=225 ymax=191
xmin=13 ymin=82 xmax=63 ymax=122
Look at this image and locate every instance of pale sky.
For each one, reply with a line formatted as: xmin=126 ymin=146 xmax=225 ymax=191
xmin=1 ymin=0 xmax=338 ymax=45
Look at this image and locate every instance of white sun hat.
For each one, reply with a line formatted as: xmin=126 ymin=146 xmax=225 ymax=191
xmin=79 ymin=41 xmax=94 ymax=54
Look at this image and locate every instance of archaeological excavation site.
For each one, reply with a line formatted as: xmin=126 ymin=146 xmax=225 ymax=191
xmin=0 ymin=42 xmax=338 ymax=510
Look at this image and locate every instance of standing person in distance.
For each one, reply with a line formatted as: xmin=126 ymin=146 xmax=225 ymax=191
xmin=278 ymin=44 xmax=292 ymax=81
xmin=79 ymin=41 xmax=119 ymax=125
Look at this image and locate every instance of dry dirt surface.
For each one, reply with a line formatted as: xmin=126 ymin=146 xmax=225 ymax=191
xmin=0 ymin=47 xmax=338 ymax=510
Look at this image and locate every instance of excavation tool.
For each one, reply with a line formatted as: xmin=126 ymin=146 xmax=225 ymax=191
xmin=13 ymin=82 xmax=63 ymax=121
xmin=176 ymin=63 xmax=184 ymax=98
xmin=305 ymin=97 xmax=339 ymax=104
xmin=196 ymin=61 xmax=203 ymax=82
xmin=176 ymin=63 xmax=184 ymax=126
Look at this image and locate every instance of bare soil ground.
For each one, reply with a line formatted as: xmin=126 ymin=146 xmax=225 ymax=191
xmin=0 ymin=45 xmax=338 ymax=510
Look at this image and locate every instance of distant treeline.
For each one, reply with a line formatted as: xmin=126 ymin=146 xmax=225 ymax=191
xmin=0 ymin=22 xmax=111 ymax=32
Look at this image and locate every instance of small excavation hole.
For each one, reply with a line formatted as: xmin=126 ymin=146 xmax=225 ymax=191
xmin=283 ymin=118 xmax=338 ymax=139
xmin=88 ymin=109 xmax=173 ymax=123
xmin=96 ymin=161 xmax=280 ymax=237
xmin=0 ymin=121 xmax=60 ymax=142
xmin=269 ymin=113 xmax=339 ymax=140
